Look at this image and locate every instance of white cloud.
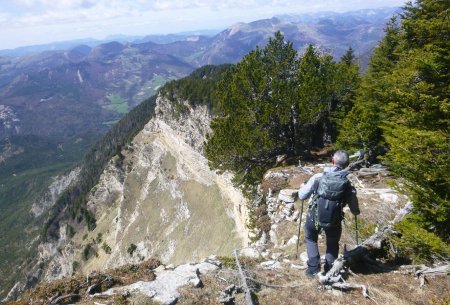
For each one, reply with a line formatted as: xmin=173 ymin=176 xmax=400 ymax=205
xmin=0 ymin=0 xmax=407 ymax=49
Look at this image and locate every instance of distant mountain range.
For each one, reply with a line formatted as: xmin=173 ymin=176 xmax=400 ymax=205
xmin=0 ymin=7 xmax=399 ymax=141
xmin=0 ymin=29 xmax=222 ymax=58
xmin=0 ymin=41 xmax=193 ymax=140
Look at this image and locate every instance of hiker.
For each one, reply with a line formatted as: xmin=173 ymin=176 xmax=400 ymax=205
xmin=298 ymin=150 xmax=360 ymax=277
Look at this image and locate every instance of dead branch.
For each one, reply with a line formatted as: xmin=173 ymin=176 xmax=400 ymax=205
xmin=48 ymin=291 xmax=61 ymax=303
xmin=331 ymin=282 xmax=369 ymax=298
xmin=245 ymin=276 xmax=306 ymax=289
xmin=234 ymin=249 xmax=254 ymax=305
xmin=86 ymin=283 xmax=100 ymax=295
xmin=397 ymin=264 xmax=428 ymax=275
xmin=317 ymin=258 xmax=373 ymax=300
xmin=415 ymin=264 xmax=449 ymax=276
xmin=392 ymin=201 xmax=413 ymax=223
xmin=318 ymin=258 xmax=345 ymax=285
xmin=50 ymin=293 xmax=81 ymax=304
xmin=344 ymin=201 xmax=413 ymax=265
xmin=415 ymin=264 xmax=450 ymax=287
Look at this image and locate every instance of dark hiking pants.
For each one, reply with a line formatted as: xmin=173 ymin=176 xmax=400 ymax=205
xmin=304 ymin=213 xmax=342 ymax=274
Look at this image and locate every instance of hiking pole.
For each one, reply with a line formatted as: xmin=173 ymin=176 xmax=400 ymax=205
xmin=355 ymin=215 xmax=359 ymax=245
xmin=295 ymin=200 xmax=305 ymax=259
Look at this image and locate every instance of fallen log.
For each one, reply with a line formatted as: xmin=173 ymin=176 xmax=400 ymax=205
xmin=415 ymin=265 xmax=450 ymax=287
xmin=344 ymin=201 xmax=413 ymax=264
xmin=317 ymin=201 xmax=415 ymax=294
xmin=234 ymin=249 xmax=254 ymax=305
xmin=415 ymin=265 xmax=449 ymax=276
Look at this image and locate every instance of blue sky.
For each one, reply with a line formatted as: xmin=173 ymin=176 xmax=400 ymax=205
xmin=0 ymin=0 xmax=407 ymax=50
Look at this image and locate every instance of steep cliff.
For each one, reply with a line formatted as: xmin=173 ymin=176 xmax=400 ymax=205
xmin=37 ymin=95 xmax=250 ymax=282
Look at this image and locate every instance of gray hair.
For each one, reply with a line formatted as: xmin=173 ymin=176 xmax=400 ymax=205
xmin=333 ymin=150 xmax=349 ymax=168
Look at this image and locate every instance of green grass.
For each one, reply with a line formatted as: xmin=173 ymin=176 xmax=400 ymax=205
xmin=104 ymin=94 xmax=129 ymax=114
xmin=151 ymin=75 xmax=167 ymax=89
xmin=138 ymin=75 xmax=172 ymax=99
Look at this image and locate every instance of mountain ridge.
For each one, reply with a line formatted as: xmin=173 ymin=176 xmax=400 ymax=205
xmin=20 ymin=89 xmax=250 ymax=297
xmin=0 ymin=7 xmax=398 ymax=142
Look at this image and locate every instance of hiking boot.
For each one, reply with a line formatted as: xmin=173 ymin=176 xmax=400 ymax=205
xmin=304 ymin=268 xmax=318 ymax=278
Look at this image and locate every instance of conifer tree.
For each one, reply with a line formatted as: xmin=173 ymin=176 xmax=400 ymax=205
xmin=205 ymin=32 xmax=298 ymax=187
xmin=330 ymin=47 xmax=361 ymax=142
xmin=381 ymin=0 xmax=450 ymax=257
xmin=295 ymin=45 xmax=334 ymax=147
xmin=206 ymin=34 xmax=360 ymax=187
xmin=337 ymin=0 xmax=449 ymax=260
xmin=336 ymin=17 xmax=401 ymax=151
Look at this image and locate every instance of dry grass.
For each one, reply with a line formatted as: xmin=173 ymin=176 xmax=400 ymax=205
xmin=7 ymin=258 xmax=161 ymax=305
xmin=178 ymin=274 xmax=231 ymax=305
xmin=177 ymin=264 xmax=449 ymax=305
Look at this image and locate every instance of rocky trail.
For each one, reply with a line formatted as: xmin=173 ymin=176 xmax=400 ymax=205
xmin=8 ymin=162 xmax=449 ymax=305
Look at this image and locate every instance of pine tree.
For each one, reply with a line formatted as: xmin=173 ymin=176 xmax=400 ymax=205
xmin=295 ymin=45 xmax=335 ymax=147
xmin=338 ymin=0 xmax=449 ymax=261
xmin=336 ymin=18 xmax=401 ymax=151
xmin=381 ymin=0 xmax=450 ymax=254
xmin=330 ymin=47 xmax=361 ymax=142
xmin=205 ymin=33 xmax=298 ymax=187
xmin=205 ymin=34 xmax=360 ymax=187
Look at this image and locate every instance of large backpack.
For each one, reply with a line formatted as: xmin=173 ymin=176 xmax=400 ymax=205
xmin=311 ymin=170 xmax=350 ymax=229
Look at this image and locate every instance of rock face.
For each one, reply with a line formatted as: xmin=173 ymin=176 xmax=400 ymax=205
xmin=39 ymin=95 xmax=250 ymax=282
xmin=30 ymin=168 xmax=81 ymax=217
xmin=0 ymin=137 xmax=24 ymax=163
xmin=0 ymin=104 xmax=20 ymax=138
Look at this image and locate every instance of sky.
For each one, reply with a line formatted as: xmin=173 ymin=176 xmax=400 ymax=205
xmin=0 ymin=0 xmax=407 ymax=50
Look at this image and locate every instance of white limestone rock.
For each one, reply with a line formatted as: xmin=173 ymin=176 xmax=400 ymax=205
xmin=286 ymin=235 xmax=299 ymax=246
xmin=260 ymin=260 xmax=281 ymax=270
xmin=239 ymin=247 xmax=261 ymax=258
xmin=92 ymin=260 xmax=220 ymax=305
xmin=278 ymin=189 xmax=298 ymax=203
xmin=380 ymin=192 xmax=399 ymax=204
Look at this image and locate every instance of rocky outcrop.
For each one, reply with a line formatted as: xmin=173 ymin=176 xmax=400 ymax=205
xmin=30 ymin=168 xmax=81 ymax=217
xmin=0 ymin=105 xmax=20 ymax=138
xmin=0 ymin=137 xmax=24 ymax=163
xmin=1 ymin=282 xmax=25 ymax=303
xmin=91 ymin=256 xmax=221 ymax=305
xmin=38 ymin=95 xmax=251 ymax=282
xmin=260 ymin=163 xmax=409 ymax=250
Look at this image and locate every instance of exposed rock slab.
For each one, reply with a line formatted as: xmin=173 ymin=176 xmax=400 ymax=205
xmin=277 ymin=188 xmax=298 ymax=203
xmin=92 ymin=258 xmax=220 ymax=305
